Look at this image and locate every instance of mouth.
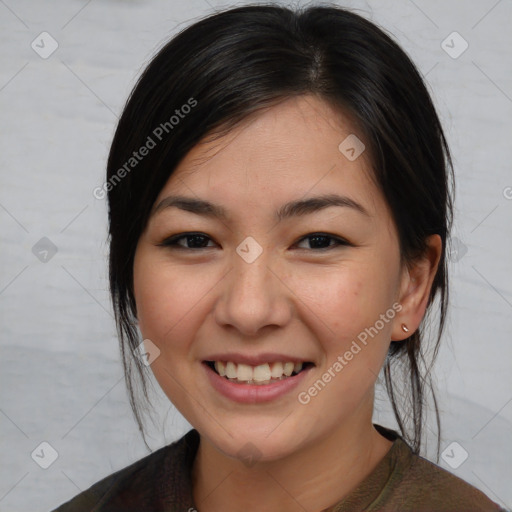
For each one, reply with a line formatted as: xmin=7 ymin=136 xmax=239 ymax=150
xmin=203 ymin=360 xmax=315 ymax=385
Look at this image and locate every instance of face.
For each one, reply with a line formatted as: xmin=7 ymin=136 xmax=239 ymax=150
xmin=133 ymin=95 xmax=408 ymax=462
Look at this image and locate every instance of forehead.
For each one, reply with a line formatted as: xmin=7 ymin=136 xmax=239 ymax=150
xmin=156 ymin=95 xmax=384 ymax=219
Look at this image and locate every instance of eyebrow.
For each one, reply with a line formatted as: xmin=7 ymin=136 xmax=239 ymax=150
xmin=151 ymin=193 xmax=371 ymax=222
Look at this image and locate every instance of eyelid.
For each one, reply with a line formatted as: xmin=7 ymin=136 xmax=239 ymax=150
xmin=158 ymin=232 xmax=352 ymax=251
xmin=157 ymin=232 xmax=217 ymax=250
xmin=293 ymin=232 xmax=352 ymax=250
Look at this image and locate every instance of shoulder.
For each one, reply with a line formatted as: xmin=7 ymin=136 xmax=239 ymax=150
xmin=385 ymin=440 xmax=506 ymax=511
xmin=51 ymin=429 xmax=199 ymax=512
xmin=362 ymin=425 xmax=508 ymax=512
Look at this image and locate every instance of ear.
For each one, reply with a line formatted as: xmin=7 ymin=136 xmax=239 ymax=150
xmin=391 ymin=234 xmax=442 ymax=341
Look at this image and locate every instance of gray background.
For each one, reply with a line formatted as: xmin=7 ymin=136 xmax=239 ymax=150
xmin=0 ymin=0 xmax=511 ymax=510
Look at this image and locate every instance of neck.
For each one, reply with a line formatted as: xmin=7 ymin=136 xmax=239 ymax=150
xmin=191 ymin=410 xmax=393 ymax=512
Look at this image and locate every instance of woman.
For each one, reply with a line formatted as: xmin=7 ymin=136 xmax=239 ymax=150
xmin=54 ymin=4 xmax=506 ymax=511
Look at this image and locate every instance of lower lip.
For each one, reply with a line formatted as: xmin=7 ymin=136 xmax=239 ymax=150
xmin=204 ymin=363 xmax=313 ymax=404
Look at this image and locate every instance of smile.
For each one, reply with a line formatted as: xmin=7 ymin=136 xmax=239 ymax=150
xmin=205 ymin=360 xmax=313 ymax=385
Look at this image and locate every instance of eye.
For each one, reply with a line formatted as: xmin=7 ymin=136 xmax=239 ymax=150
xmin=158 ymin=232 xmax=216 ymax=250
xmin=294 ymin=233 xmax=350 ymax=251
xmin=158 ymin=232 xmax=351 ymax=251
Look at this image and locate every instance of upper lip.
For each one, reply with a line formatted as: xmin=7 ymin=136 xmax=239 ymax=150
xmin=203 ymin=353 xmax=314 ymax=366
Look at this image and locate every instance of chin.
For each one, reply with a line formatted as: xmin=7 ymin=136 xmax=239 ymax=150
xmin=199 ymin=421 xmax=309 ymax=466
xmin=225 ymin=438 xmax=297 ymax=465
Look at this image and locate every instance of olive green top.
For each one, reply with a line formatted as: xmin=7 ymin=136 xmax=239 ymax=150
xmin=52 ymin=424 xmax=507 ymax=512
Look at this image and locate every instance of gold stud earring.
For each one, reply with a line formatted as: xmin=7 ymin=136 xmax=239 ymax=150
xmin=401 ymin=323 xmax=409 ymax=333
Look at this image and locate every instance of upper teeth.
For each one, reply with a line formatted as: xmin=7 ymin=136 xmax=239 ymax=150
xmin=214 ymin=361 xmax=303 ymax=382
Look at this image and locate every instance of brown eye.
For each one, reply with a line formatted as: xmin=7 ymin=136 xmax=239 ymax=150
xmin=295 ymin=233 xmax=350 ymax=250
xmin=158 ymin=232 xmax=216 ymax=250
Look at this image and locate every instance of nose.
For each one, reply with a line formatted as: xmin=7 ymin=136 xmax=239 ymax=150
xmin=213 ymin=250 xmax=292 ymax=337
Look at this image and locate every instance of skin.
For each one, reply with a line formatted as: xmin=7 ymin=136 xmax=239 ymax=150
xmin=133 ymin=95 xmax=442 ymax=512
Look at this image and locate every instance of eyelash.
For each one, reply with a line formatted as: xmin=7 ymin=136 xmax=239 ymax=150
xmin=157 ymin=232 xmax=351 ymax=252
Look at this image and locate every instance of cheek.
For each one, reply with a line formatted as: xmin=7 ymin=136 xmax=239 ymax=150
xmin=289 ymin=267 xmax=397 ymax=398
xmin=292 ymin=265 xmax=394 ymax=343
xmin=134 ymin=257 xmax=237 ymax=377
xmin=133 ymin=255 xmax=202 ymax=346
